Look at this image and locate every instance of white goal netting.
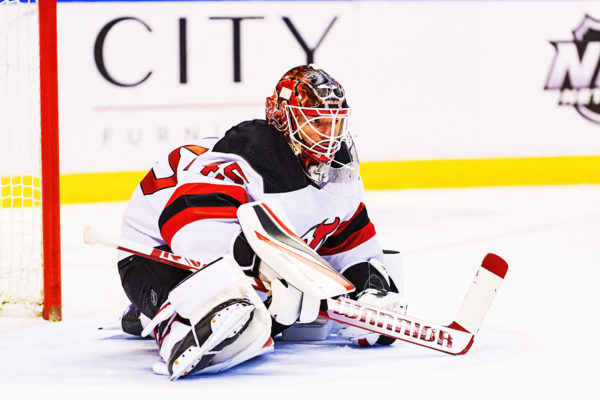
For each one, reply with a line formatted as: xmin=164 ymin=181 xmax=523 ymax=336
xmin=0 ymin=0 xmax=44 ymax=315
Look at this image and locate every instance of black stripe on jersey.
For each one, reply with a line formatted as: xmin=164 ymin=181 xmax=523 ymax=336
xmin=320 ymin=206 xmax=371 ymax=250
xmin=158 ymin=193 xmax=244 ymax=231
xmin=253 ymin=204 xmax=333 ymax=269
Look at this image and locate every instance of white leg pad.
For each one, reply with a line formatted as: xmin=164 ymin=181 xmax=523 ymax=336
xmin=158 ymin=319 xmax=192 ymax=364
xmin=167 ymin=255 xmax=259 ymax=325
xmin=146 ymin=255 xmax=271 ymax=375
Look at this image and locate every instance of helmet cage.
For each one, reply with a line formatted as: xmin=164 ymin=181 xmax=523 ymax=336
xmin=285 ymin=105 xmax=351 ymax=164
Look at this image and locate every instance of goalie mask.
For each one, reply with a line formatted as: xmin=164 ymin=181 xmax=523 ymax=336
xmin=266 ymin=65 xmax=354 ymax=184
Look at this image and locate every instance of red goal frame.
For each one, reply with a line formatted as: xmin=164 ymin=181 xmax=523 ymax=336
xmin=38 ymin=0 xmax=61 ymax=321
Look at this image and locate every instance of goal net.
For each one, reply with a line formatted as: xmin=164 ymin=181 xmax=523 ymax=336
xmin=0 ymin=0 xmax=61 ymax=320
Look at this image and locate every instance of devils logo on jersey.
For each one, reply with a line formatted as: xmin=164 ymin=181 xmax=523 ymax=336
xmin=302 ymin=217 xmax=341 ymax=250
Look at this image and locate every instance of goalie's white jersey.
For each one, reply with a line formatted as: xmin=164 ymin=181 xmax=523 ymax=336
xmin=120 ymin=120 xmax=383 ymax=273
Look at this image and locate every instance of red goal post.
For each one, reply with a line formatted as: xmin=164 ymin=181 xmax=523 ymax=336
xmin=0 ymin=0 xmax=61 ymax=321
xmin=39 ymin=0 xmax=61 ymax=322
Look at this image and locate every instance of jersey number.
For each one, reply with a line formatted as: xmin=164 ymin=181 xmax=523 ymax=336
xmin=200 ymin=162 xmax=249 ymax=185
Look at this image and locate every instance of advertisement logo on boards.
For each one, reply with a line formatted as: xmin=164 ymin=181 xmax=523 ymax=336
xmin=545 ymin=15 xmax=600 ymax=124
xmin=91 ymin=14 xmax=339 ymax=152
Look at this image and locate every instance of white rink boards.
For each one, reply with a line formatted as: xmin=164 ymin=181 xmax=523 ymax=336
xmin=55 ymin=0 xmax=600 ymax=175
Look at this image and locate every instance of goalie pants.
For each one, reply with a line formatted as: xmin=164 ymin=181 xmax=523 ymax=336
xmin=118 ymin=245 xmax=192 ymax=318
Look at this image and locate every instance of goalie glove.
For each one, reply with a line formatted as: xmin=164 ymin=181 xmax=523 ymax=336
xmin=337 ymin=258 xmax=407 ymax=347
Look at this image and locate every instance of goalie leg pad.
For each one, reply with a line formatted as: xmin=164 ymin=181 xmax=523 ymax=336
xmin=145 ymin=255 xmax=272 ymax=380
xmin=166 ymin=298 xmax=255 ymax=379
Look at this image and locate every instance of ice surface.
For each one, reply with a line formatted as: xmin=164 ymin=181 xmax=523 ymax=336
xmin=1 ymin=186 xmax=599 ymax=399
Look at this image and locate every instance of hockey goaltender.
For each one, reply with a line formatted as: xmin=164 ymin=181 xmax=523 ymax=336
xmin=115 ymin=65 xmax=415 ymax=379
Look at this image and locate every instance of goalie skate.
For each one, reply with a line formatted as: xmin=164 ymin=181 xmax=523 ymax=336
xmin=168 ymin=298 xmax=254 ymax=380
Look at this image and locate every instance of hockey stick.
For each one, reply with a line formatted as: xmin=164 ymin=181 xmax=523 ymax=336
xmin=84 ymin=225 xmax=507 ymax=355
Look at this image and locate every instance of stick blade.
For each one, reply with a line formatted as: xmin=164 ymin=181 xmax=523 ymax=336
xmin=453 ymin=253 xmax=509 ymax=335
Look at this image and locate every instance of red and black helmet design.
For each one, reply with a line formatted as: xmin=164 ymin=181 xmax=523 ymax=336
xmin=266 ymin=65 xmax=349 ymax=133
